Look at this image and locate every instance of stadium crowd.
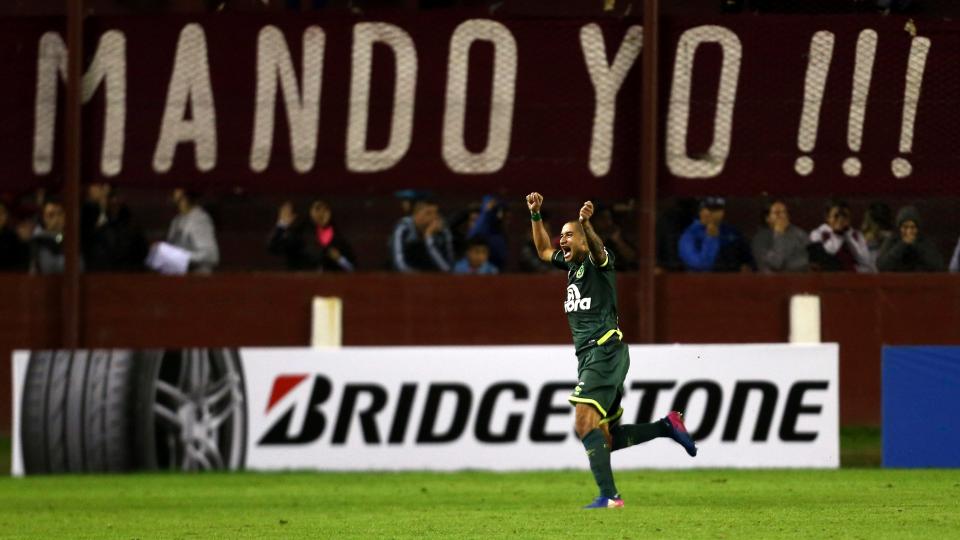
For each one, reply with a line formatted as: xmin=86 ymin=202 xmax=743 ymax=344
xmin=1 ymin=187 xmax=959 ymax=275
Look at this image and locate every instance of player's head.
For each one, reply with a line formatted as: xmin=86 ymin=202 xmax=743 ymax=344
xmin=559 ymin=220 xmax=588 ymax=263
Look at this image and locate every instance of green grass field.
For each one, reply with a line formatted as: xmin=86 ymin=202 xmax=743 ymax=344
xmin=0 ymin=429 xmax=956 ymax=538
xmin=0 ymin=469 xmax=958 ymax=538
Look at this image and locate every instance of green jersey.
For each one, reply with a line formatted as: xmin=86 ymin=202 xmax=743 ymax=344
xmin=551 ymin=248 xmax=621 ymax=352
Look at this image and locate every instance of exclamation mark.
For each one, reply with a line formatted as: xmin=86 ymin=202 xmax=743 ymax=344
xmin=892 ymin=37 xmax=931 ymax=179
xmin=795 ymin=31 xmax=835 ymax=176
xmin=843 ymin=29 xmax=878 ymax=177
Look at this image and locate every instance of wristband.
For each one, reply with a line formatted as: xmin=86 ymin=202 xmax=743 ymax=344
xmin=530 ymin=212 xmax=542 ymax=222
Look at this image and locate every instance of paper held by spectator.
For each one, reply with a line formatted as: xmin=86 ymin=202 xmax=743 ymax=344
xmin=146 ymin=242 xmax=191 ymax=275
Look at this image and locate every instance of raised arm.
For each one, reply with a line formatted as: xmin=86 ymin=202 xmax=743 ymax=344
xmin=579 ymin=201 xmax=607 ymax=266
xmin=526 ymin=192 xmax=555 ymax=262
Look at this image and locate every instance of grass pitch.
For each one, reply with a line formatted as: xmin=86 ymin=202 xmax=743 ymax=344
xmin=0 ymin=469 xmax=958 ymax=539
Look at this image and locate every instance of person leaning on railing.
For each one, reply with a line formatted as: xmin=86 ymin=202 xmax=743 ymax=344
xmin=876 ymin=206 xmax=944 ymax=272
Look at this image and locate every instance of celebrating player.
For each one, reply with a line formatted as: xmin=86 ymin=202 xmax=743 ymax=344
xmin=525 ymin=192 xmax=698 ymax=509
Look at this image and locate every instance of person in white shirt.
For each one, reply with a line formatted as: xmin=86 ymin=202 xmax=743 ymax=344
xmin=166 ymin=188 xmax=220 ymax=273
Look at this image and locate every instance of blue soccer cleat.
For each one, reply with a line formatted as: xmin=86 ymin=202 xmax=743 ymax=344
xmin=583 ymin=496 xmax=625 ymax=509
xmin=662 ymin=411 xmax=698 ymax=457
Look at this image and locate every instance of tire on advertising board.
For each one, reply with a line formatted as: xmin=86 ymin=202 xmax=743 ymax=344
xmin=20 ymin=349 xmax=247 ymax=474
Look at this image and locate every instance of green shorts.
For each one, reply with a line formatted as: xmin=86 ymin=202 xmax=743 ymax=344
xmin=568 ymin=336 xmax=630 ymax=425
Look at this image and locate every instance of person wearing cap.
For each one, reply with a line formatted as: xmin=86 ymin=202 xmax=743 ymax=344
xmin=876 ymin=206 xmax=944 ymax=272
xmin=678 ymin=197 xmax=753 ymax=272
xmin=807 ymin=199 xmax=874 ymax=273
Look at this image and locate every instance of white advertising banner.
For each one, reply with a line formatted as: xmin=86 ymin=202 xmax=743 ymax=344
xmin=11 ymin=344 xmax=839 ymax=475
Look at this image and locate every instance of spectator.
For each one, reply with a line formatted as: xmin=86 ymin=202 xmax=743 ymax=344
xmin=450 ymin=203 xmax=481 ymax=260
xmin=394 ymin=189 xmax=433 ymax=217
xmin=453 ymin=238 xmax=499 ymax=275
xmin=950 ymin=235 xmax=960 ymax=273
xmin=30 ymin=198 xmax=67 ymax=274
xmin=678 ymin=197 xmax=753 ymax=272
xmin=876 ymin=206 xmax=944 ymax=272
xmin=751 ymin=199 xmax=808 ymax=273
xmin=656 ymin=198 xmax=698 ymax=272
xmin=268 ymin=199 xmax=355 ymax=272
xmin=81 ymin=183 xmax=148 ymax=272
xmin=166 ymin=188 xmax=220 ymax=273
xmin=861 ymin=201 xmax=894 ymax=267
xmin=466 ymin=195 xmax=507 ymax=270
xmin=0 ymin=200 xmax=30 ymax=271
xmin=389 ymin=199 xmax=453 ymax=272
xmin=591 ymin=203 xmax=637 ymax=270
xmin=807 ymin=199 xmax=875 ymax=273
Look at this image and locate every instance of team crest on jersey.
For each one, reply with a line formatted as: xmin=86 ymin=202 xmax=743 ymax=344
xmin=565 ymin=284 xmax=592 ymax=313
xmin=575 ymin=265 xmax=585 ymax=279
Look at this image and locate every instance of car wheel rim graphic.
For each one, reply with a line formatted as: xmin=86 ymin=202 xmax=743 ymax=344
xmin=150 ymin=349 xmax=246 ymax=471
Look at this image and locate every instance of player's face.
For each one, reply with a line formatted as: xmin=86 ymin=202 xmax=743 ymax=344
xmin=559 ymin=221 xmax=587 ymax=262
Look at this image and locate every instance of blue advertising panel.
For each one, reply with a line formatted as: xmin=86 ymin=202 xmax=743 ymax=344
xmin=883 ymin=346 xmax=960 ymax=468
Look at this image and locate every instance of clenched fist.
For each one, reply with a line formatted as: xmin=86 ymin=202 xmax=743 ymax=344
xmin=526 ymin=192 xmax=543 ymax=213
xmin=579 ymin=201 xmax=594 ymax=224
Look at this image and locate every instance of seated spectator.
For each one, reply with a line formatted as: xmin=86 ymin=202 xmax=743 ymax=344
xmin=30 ymin=198 xmax=67 ymax=275
xmin=807 ymin=199 xmax=875 ymax=273
xmin=751 ymin=199 xmax=808 ymax=273
xmin=394 ymin=188 xmax=433 ymax=216
xmin=450 ymin=203 xmax=481 ymax=261
xmin=877 ymin=206 xmax=944 ymax=272
xmin=656 ymin=198 xmax=698 ymax=272
xmin=453 ymin=238 xmax=498 ymax=275
xmin=678 ymin=197 xmax=753 ymax=272
xmin=861 ymin=201 xmax=894 ymax=267
xmin=389 ymin=199 xmax=453 ymax=272
xmin=166 ymin=188 xmax=220 ymax=273
xmin=466 ymin=195 xmax=507 ymax=270
xmin=592 ymin=203 xmax=637 ymax=270
xmin=0 ymin=200 xmax=30 ymax=271
xmin=268 ymin=199 xmax=355 ymax=272
xmin=81 ymin=183 xmax=148 ymax=272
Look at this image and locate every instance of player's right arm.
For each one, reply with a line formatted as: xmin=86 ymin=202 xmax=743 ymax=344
xmin=526 ymin=192 xmax=555 ymax=262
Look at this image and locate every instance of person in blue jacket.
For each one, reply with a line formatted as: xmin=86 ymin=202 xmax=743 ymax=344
xmin=466 ymin=195 xmax=507 ymax=270
xmin=678 ymin=197 xmax=753 ymax=272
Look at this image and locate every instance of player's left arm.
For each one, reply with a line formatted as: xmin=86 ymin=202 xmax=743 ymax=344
xmin=579 ymin=201 xmax=608 ymax=267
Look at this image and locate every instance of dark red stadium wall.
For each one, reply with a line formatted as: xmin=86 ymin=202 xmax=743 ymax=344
xmin=3 ymin=273 xmax=960 ymax=432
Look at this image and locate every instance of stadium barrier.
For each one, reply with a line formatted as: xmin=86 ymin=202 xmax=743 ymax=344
xmin=11 ymin=344 xmax=838 ymax=475
xmin=882 ymin=346 xmax=960 ymax=468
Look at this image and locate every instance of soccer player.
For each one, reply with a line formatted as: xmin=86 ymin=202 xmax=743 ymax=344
xmin=526 ymin=192 xmax=698 ymax=509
